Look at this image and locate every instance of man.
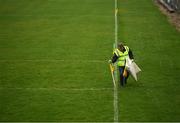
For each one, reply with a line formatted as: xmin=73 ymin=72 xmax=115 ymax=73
xmin=109 ymin=42 xmax=134 ymax=86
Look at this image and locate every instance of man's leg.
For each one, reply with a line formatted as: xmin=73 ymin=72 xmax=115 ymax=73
xmin=124 ymin=70 xmax=129 ymax=84
xmin=119 ymin=66 xmax=125 ymax=86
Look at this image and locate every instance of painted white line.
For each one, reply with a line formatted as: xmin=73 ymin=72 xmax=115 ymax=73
xmin=115 ymin=0 xmax=118 ymax=47
xmin=0 ymin=59 xmax=106 ymax=63
xmin=113 ymin=0 xmax=119 ymax=122
xmin=114 ymin=86 xmax=118 ymax=122
xmin=0 ymin=87 xmax=113 ymax=91
xmin=0 ymin=14 xmax=112 ymax=17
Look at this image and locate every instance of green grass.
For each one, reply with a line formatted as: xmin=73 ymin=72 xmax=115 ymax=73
xmin=118 ymin=0 xmax=180 ymax=122
xmin=0 ymin=0 xmax=180 ymax=122
xmin=0 ymin=0 xmax=114 ymax=122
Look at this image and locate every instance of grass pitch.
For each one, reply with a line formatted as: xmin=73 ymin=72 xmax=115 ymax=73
xmin=118 ymin=0 xmax=180 ymax=121
xmin=0 ymin=0 xmax=180 ymax=122
xmin=0 ymin=0 xmax=114 ymax=121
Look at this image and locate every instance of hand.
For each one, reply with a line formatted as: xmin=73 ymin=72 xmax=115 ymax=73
xmin=131 ymin=59 xmax=134 ymax=62
xmin=108 ymin=60 xmax=112 ymax=64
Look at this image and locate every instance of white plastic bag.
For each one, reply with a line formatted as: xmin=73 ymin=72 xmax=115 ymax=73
xmin=125 ymin=57 xmax=141 ymax=81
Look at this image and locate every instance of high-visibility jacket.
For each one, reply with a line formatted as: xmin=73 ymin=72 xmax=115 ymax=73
xmin=114 ymin=46 xmax=129 ymax=66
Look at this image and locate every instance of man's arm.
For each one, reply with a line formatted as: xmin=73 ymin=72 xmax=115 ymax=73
xmin=129 ymin=48 xmax=134 ymax=60
xmin=111 ymin=53 xmax=118 ymax=63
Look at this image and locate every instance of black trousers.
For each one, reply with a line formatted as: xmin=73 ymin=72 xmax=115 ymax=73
xmin=119 ymin=66 xmax=129 ymax=86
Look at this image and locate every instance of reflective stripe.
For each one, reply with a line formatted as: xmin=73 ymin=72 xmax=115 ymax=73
xmin=114 ymin=49 xmax=120 ymax=57
xmin=119 ymin=54 xmax=128 ymax=57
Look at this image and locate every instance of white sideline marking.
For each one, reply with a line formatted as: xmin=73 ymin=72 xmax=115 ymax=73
xmin=0 ymin=59 xmax=106 ymax=63
xmin=0 ymin=87 xmax=113 ymax=91
xmin=113 ymin=0 xmax=119 ymax=122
